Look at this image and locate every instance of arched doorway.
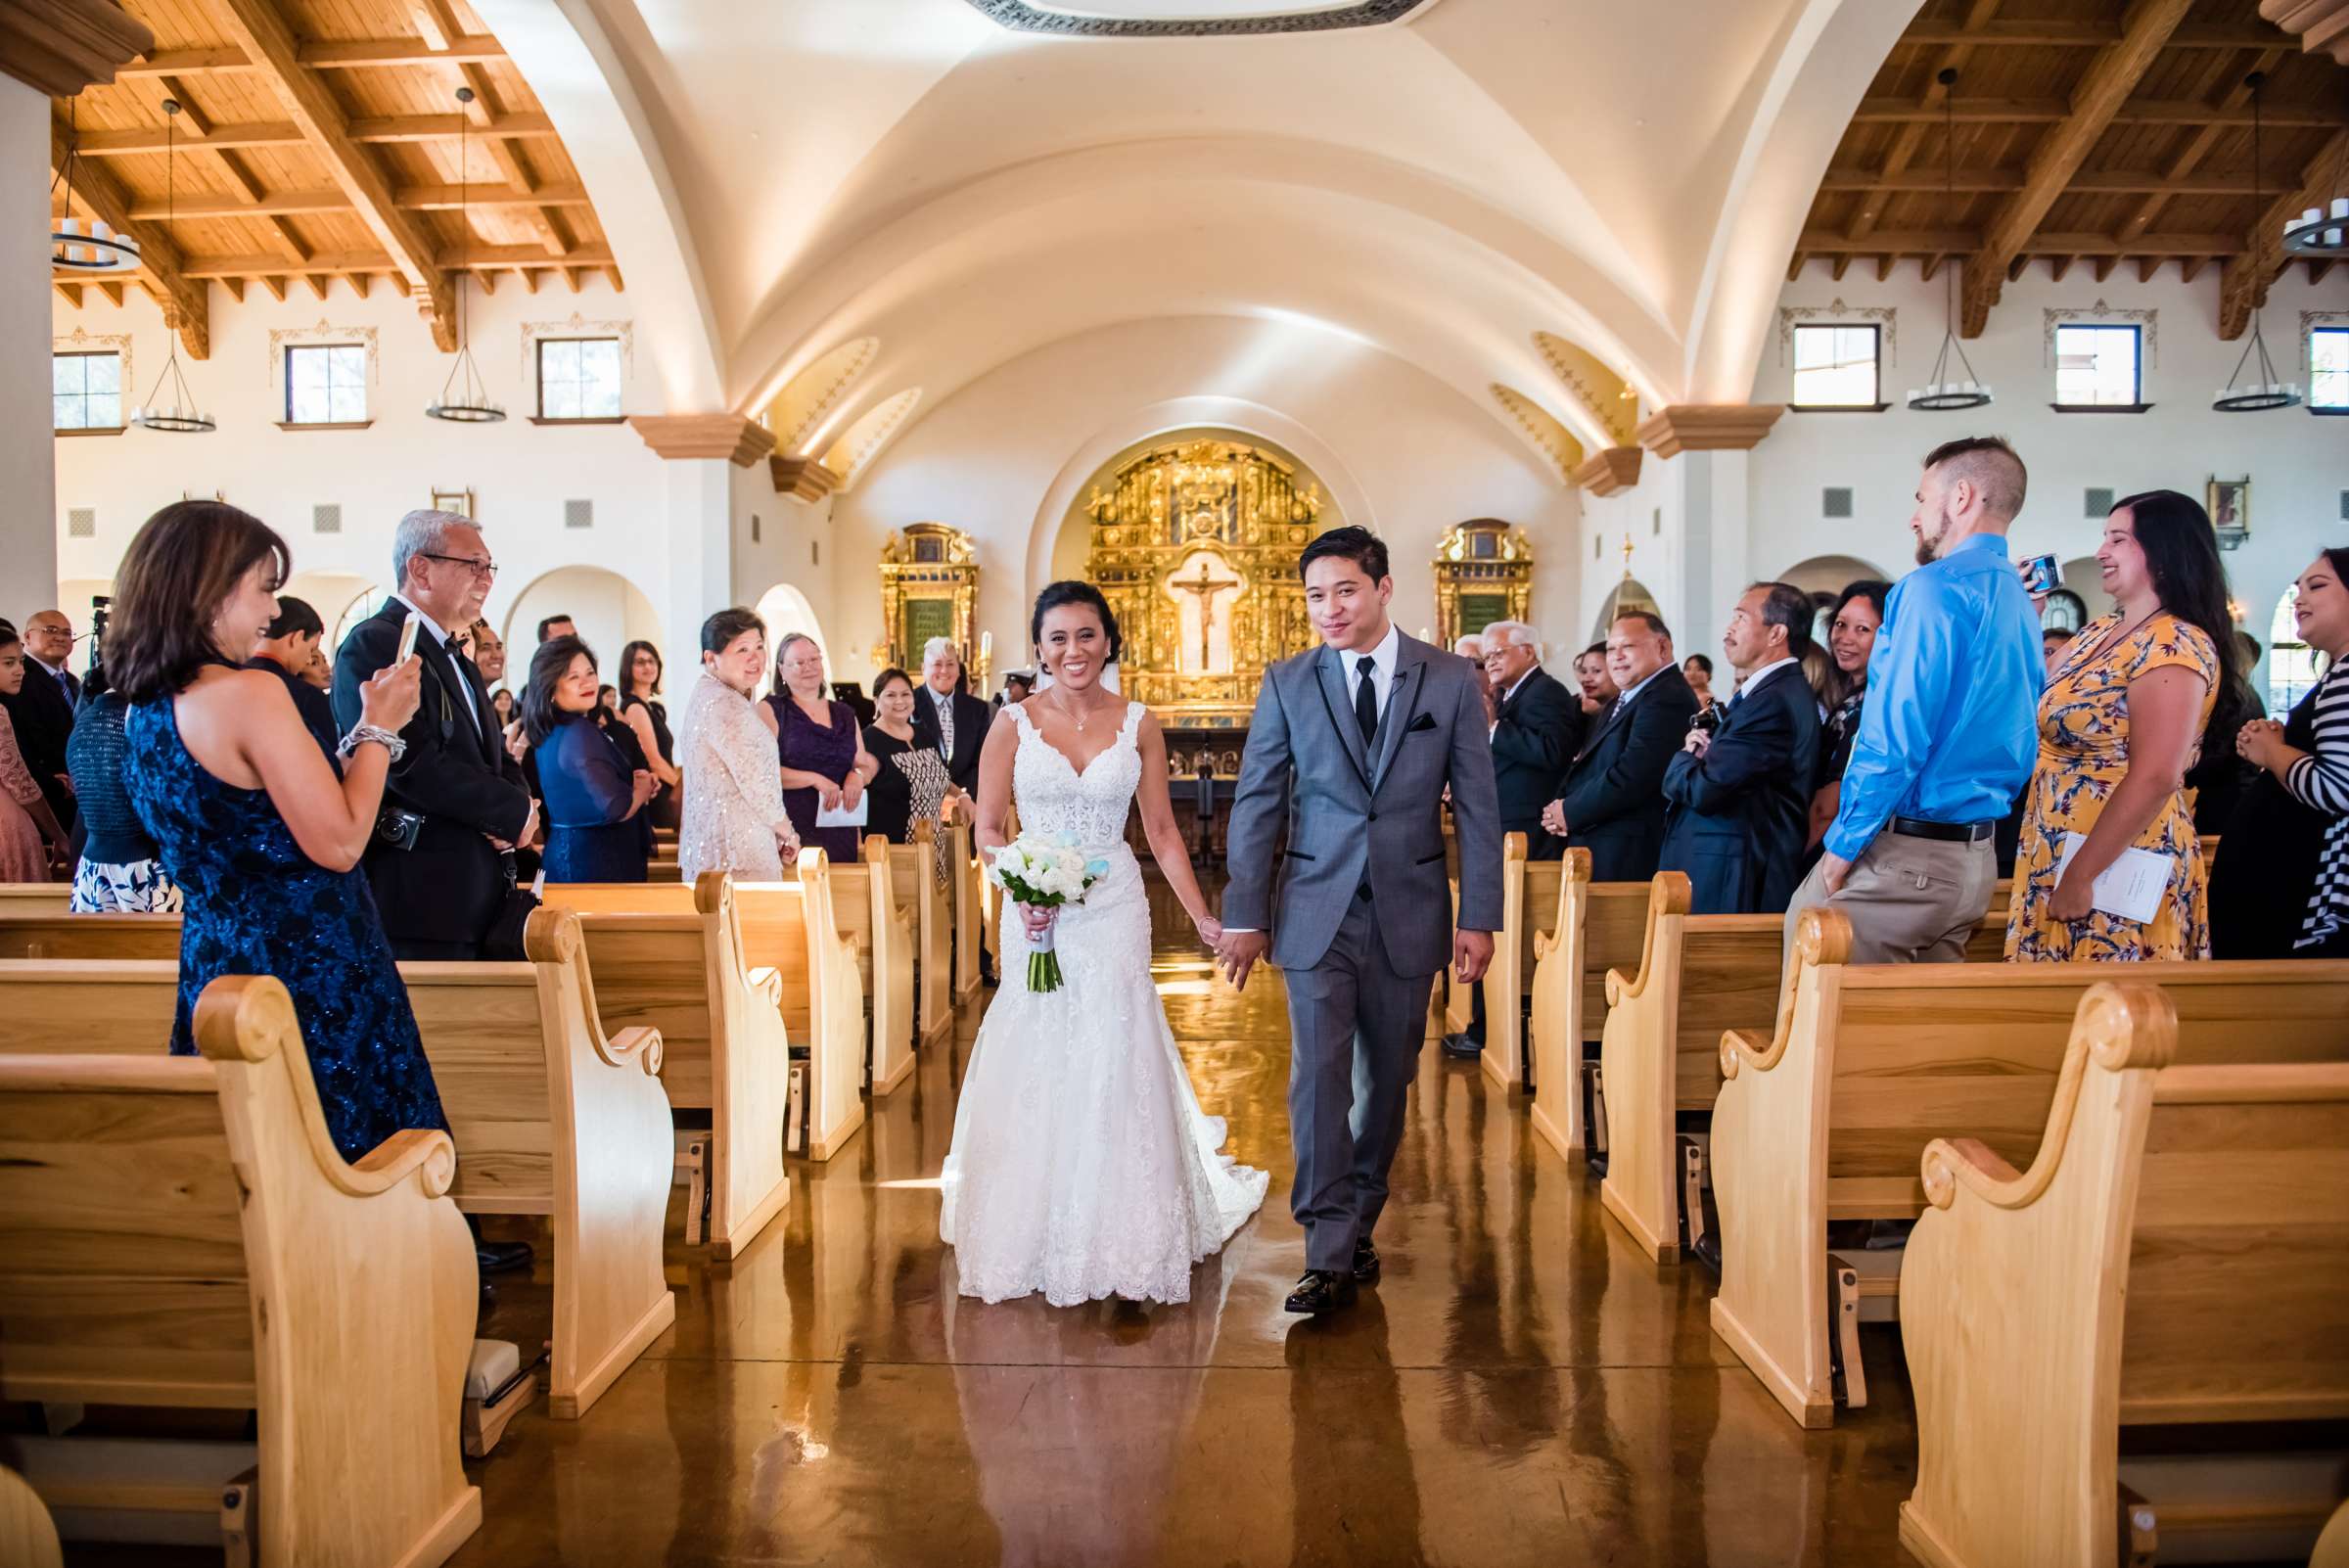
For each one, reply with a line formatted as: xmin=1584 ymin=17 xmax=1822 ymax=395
xmin=1776 ymin=553 xmax=1891 ymax=597
xmin=2055 ymin=557 xmax=2112 ymax=628
xmin=282 ymin=571 xmax=381 ymax=655
xmin=750 ymin=582 xmax=829 ymax=699
xmin=500 ymin=567 xmax=665 ymax=687
xmin=1592 ymin=576 xmax=1662 ymax=644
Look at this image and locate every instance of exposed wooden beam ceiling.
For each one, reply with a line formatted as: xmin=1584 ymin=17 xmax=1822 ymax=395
xmin=48 ymin=118 xmax=207 ymax=357
xmin=1899 ymin=18 xmax=2286 ymax=46
xmin=167 ymin=242 xmax=617 ymax=277
xmin=202 ymin=0 xmax=456 ymax=348
xmin=116 ymin=34 xmax=504 ymax=72
xmin=1800 ymin=227 xmax=2244 ymax=254
xmin=1846 ymin=0 xmax=2002 ymax=245
xmin=67 ymin=111 xmax=558 ymax=156
xmin=2114 ymin=48 xmax=2288 ymax=246
xmin=2219 ymin=125 xmax=2349 ymax=337
xmin=116 ymin=182 xmax=593 ymax=220
xmin=1853 ymin=95 xmax=2343 ymax=124
xmin=1822 ymin=165 xmax=2282 ymax=196
xmin=1958 ymin=0 xmax=2196 ymax=336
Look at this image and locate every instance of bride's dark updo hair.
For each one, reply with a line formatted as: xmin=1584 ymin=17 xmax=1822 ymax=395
xmin=1030 ymin=580 xmax=1123 ymax=665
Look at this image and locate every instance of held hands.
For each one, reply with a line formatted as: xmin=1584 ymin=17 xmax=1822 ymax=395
xmin=1192 ymin=910 xmax=1224 ymax=950
xmin=630 ymin=769 xmax=658 ymax=808
xmin=817 ymin=780 xmax=845 ymax=811
xmin=1216 ymin=928 xmax=1268 ymax=992
xmin=842 ymin=773 xmax=864 ymax=811
xmin=1681 ymin=727 xmax=1713 ymax=757
xmin=1539 ymin=799 xmax=1568 ymax=837
xmin=775 ymin=824 xmax=802 ymax=857
xmin=358 ymin=654 xmax=423 ymax=734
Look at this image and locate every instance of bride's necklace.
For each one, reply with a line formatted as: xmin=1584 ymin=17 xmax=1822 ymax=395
xmin=1048 ymin=689 xmax=1106 ymax=733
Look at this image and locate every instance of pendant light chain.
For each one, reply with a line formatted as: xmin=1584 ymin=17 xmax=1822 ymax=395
xmin=428 ymin=85 xmax=504 ymax=422
xmin=133 ymin=99 xmax=213 ymax=433
xmin=1908 ymin=68 xmax=1992 ymax=411
xmin=2216 ymin=72 xmax=2301 ymax=411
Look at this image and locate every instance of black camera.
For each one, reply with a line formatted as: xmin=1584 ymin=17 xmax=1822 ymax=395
xmin=1689 ymin=704 xmax=1724 ymax=736
xmin=375 ymin=807 xmax=425 ymax=852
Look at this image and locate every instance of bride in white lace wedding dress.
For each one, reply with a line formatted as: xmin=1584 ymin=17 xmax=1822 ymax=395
xmin=940 ymin=583 xmax=1267 ymax=1307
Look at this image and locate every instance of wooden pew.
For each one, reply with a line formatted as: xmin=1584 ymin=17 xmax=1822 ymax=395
xmin=1523 ymin=862 xmax=1656 ymax=1161
xmin=0 ymin=909 xmax=679 ymax=1422
xmin=886 ymin=818 xmax=954 ymax=1046
xmin=1898 ymin=982 xmax=2349 ymax=1568
xmin=1709 ymin=907 xmax=2349 ymax=1429
xmin=1594 ymin=873 xmax=2009 ymax=1264
xmin=824 ymin=836 xmax=916 ymax=1095
xmin=536 ymin=872 xmax=801 ymax=1247
xmin=547 ymin=857 xmax=864 ymax=1168
xmin=1476 ymin=833 xmax=1566 ymax=1092
xmin=0 ymin=884 xmax=68 ymax=920
xmin=0 ymin=975 xmax=481 ymax=1565
xmin=0 ymin=1467 xmax=62 ymax=1568
xmin=948 ymin=815 xmax=984 ymax=1000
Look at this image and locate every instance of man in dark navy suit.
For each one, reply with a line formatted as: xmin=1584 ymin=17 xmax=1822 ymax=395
xmin=1657 ymin=582 xmax=1821 ymax=915
xmin=1540 ymin=612 xmax=1696 ymax=884
xmin=7 ymin=610 xmax=80 ymax=832
xmin=332 ymin=511 xmax=535 ymax=963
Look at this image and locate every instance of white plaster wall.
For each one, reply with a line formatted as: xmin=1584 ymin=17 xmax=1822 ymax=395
xmin=49 ymin=276 xmax=674 ymax=658
xmin=1752 ymin=263 xmax=2349 ymax=692
xmin=825 ymin=314 xmax=1586 ymax=687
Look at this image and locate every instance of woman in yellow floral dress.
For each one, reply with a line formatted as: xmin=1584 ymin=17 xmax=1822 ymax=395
xmin=2007 ymin=491 xmax=2234 ymax=961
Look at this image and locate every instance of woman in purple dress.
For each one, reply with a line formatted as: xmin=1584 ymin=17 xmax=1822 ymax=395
xmin=763 ymin=631 xmax=878 ymax=865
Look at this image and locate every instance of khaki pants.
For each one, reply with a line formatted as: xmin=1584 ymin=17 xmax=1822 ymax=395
xmin=1781 ymin=830 xmax=1999 ymax=970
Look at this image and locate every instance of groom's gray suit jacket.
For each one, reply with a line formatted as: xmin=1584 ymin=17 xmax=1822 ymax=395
xmin=1222 ymin=632 xmax=1504 ymax=974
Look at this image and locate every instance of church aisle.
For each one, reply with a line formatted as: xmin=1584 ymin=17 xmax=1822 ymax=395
xmin=442 ymin=876 xmax=1922 ymax=1567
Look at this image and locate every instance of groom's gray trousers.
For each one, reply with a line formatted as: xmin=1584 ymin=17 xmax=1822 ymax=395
xmin=1283 ymin=887 xmax=1436 ymax=1271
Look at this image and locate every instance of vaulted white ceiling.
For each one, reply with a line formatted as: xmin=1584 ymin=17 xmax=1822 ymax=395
xmin=475 ymin=0 xmax=1918 ymax=468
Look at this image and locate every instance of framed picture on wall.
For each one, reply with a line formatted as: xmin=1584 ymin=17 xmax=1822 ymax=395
xmin=432 ymin=487 xmax=475 ymax=520
xmin=2206 ymin=477 xmax=2248 ymax=548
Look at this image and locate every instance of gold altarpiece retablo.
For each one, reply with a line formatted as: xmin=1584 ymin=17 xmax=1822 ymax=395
xmin=877 ymin=524 xmax=984 ymax=686
xmin=1084 ymin=437 xmax=1323 ymax=733
xmin=1433 ymin=520 xmax=1533 ymax=647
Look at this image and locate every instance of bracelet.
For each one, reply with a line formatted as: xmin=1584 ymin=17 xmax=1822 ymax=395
xmin=339 ymin=723 xmax=408 ymax=764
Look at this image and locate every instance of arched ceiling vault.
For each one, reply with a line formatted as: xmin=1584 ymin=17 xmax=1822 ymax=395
xmin=486 ymin=0 xmax=1918 ymax=450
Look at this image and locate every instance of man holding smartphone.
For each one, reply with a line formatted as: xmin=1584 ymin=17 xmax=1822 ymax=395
xmin=1781 ymin=437 xmax=2045 ymax=965
xmin=333 ymin=509 xmax=536 ymax=962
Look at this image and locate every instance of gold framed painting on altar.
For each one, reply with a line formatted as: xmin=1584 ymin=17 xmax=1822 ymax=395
xmin=1433 ymin=520 xmax=1532 ymax=646
xmin=432 ymin=488 xmax=475 ymax=520
xmin=878 ymin=523 xmax=983 ymax=685
xmin=1082 ymin=434 xmax=1327 ymax=734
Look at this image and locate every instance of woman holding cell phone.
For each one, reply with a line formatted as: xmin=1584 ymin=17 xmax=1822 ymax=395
xmin=2005 ymin=491 xmax=2232 ymax=963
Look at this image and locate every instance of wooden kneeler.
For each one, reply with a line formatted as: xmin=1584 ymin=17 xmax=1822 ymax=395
xmin=0 ymin=976 xmax=480 ymax=1566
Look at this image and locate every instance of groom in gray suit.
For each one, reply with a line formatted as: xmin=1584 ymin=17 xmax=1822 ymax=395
xmin=1218 ymin=527 xmax=1503 ymax=1314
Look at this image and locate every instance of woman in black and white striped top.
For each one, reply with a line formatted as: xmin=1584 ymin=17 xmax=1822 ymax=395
xmin=2210 ymin=549 xmax=2349 ymax=957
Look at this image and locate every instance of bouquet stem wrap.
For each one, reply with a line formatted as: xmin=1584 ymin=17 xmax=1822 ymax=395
xmin=985 ymin=834 xmax=1112 ymax=994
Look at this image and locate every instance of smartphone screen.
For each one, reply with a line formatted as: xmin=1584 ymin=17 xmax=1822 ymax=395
xmin=2020 ymin=554 xmax=2060 ymax=596
xmin=396 ymin=611 xmax=422 ymax=663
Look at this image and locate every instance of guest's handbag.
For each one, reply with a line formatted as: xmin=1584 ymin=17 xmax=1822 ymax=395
xmin=480 ymin=853 xmax=542 ymax=961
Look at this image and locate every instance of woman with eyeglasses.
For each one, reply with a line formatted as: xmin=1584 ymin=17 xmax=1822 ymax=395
xmin=764 ymin=631 xmax=878 ymax=866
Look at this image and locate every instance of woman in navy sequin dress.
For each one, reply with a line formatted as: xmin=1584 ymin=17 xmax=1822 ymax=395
xmin=524 ymin=634 xmax=654 ymax=883
xmin=110 ymin=501 xmax=444 ymax=1163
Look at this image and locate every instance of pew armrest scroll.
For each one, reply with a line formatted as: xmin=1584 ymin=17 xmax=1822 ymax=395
xmin=1718 ymin=1026 xmax=1772 ymax=1082
xmin=344 ymin=1127 xmax=461 ymax=1200
xmin=1918 ymin=1135 xmax=2033 ymax=1213
xmin=601 ymin=1025 xmax=665 ymax=1077
xmin=747 ymin=967 xmax=783 ymax=1007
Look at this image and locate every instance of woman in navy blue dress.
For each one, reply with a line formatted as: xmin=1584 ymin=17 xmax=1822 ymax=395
xmin=524 ymin=635 xmax=654 ymax=883
xmin=108 ymin=501 xmax=443 ymax=1163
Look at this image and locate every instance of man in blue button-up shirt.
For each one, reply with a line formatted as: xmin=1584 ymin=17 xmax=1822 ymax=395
xmin=1782 ymin=437 xmax=2045 ymax=965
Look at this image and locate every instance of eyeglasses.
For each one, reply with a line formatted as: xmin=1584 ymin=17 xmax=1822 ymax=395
xmin=420 ymin=553 xmax=498 ymax=579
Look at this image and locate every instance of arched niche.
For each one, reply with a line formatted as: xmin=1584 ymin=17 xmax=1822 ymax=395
xmin=749 ymin=582 xmax=831 ymax=699
xmin=1592 ymin=576 xmax=1662 ymax=645
xmin=282 ymin=571 xmax=382 ymax=656
xmin=1776 ymin=553 xmax=1891 ymax=600
xmin=499 ymin=567 xmax=666 ymax=687
xmin=2058 ymin=557 xmax=2113 ymax=624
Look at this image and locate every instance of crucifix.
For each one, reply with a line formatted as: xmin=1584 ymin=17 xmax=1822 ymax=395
xmin=1168 ymin=556 xmax=1243 ymax=672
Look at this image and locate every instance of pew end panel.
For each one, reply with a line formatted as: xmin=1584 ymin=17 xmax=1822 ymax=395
xmin=896 ymin=818 xmax=954 ymax=1046
xmin=1477 ymin=833 xmax=1533 ymax=1093
xmin=0 ymin=975 xmax=482 ymax=1567
xmin=1529 ymin=849 xmax=1589 ymax=1159
xmin=950 ymin=817 xmax=984 ymax=1000
xmin=1900 ymin=986 xmax=2349 ymax=1568
xmin=1707 ymin=906 xmax=1852 ymax=1429
xmin=1595 ymin=873 xmax=1691 ymax=1264
xmin=849 ymin=836 xmax=917 ymax=1096
xmin=737 ymin=858 xmax=866 ymax=1164
xmin=521 ymin=910 xmax=678 ymax=1420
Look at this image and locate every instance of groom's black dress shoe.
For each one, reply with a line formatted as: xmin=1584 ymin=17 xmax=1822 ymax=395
xmin=1441 ymin=1031 xmax=1483 ymax=1061
xmin=1284 ymin=1269 xmax=1358 ymax=1315
xmin=477 ymin=1240 xmax=533 ymax=1275
xmin=1352 ymin=1237 xmax=1381 ymax=1286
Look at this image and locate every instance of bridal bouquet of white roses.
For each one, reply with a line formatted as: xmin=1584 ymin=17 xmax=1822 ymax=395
xmin=986 ymin=833 xmax=1112 ymax=993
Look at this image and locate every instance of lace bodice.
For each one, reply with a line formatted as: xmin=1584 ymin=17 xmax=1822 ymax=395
xmin=1009 ymin=700 xmax=1143 ymax=851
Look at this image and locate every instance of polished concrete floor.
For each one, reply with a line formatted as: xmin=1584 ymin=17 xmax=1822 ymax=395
xmin=57 ymin=878 xmax=1924 ymax=1567
xmin=440 ymin=876 xmax=1926 ymax=1568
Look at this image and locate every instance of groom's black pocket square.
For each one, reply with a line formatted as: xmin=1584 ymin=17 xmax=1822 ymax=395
xmin=1406 ymin=713 xmax=1439 ymax=734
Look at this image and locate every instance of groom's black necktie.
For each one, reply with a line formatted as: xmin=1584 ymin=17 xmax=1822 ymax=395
xmin=1354 ymin=655 xmax=1379 ymax=748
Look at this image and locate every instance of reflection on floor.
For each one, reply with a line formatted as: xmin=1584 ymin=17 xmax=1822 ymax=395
xmin=68 ymin=873 xmax=1926 ymax=1566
